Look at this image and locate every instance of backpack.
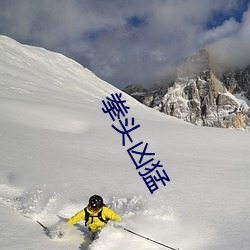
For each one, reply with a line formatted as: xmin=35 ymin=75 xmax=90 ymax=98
xmin=84 ymin=206 xmax=109 ymax=226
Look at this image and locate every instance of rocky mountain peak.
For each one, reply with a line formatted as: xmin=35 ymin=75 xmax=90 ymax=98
xmin=123 ymin=49 xmax=250 ymax=130
xmin=177 ymin=49 xmax=210 ymax=78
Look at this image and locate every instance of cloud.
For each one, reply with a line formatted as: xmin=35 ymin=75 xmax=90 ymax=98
xmin=0 ymin=0 xmax=249 ymax=88
xmin=200 ymin=18 xmax=240 ymax=45
xmin=209 ymin=3 xmax=250 ymax=68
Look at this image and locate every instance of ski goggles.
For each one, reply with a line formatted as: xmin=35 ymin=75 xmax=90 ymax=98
xmin=89 ymin=205 xmax=101 ymax=212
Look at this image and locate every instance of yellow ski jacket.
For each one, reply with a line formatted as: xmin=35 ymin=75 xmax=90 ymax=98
xmin=67 ymin=206 xmax=121 ymax=233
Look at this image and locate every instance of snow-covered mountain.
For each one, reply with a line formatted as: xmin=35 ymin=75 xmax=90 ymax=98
xmin=217 ymin=65 xmax=250 ymax=100
xmin=124 ymin=49 xmax=250 ymax=130
xmin=0 ymin=36 xmax=250 ymax=250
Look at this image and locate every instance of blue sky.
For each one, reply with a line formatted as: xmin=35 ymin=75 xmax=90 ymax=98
xmin=205 ymin=0 xmax=249 ymax=28
xmin=0 ymin=0 xmax=249 ymax=89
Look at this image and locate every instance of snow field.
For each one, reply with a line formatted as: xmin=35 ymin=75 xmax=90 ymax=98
xmin=0 ymin=36 xmax=250 ymax=250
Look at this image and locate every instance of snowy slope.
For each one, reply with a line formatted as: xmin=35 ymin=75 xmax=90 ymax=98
xmin=0 ymin=36 xmax=250 ymax=250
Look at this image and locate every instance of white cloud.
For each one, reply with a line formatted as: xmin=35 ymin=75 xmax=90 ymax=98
xmin=209 ymin=5 xmax=250 ymax=68
xmin=200 ymin=18 xmax=240 ymax=45
xmin=0 ymin=0 xmax=249 ymax=88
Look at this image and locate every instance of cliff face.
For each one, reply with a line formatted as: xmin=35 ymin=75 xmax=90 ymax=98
xmin=217 ymin=66 xmax=250 ymax=99
xmin=123 ymin=49 xmax=250 ymax=130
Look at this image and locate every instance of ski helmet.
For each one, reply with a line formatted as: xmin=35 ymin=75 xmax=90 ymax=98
xmin=89 ymin=195 xmax=104 ymax=210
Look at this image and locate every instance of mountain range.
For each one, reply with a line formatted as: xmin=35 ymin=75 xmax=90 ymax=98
xmin=123 ymin=49 xmax=250 ymax=130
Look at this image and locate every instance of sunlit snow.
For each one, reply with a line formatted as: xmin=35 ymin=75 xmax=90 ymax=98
xmin=0 ymin=36 xmax=249 ymax=250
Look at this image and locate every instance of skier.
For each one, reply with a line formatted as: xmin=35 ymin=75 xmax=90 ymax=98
xmin=66 ymin=194 xmax=121 ymax=239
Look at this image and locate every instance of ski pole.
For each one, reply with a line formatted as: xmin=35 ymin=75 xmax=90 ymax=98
xmin=37 ymin=220 xmax=48 ymax=231
xmin=122 ymin=227 xmax=180 ymax=250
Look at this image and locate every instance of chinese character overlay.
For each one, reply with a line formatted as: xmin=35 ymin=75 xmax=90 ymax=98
xmin=127 ymin=142 xmax=155 ymax=169
xmin=138 ymin=160 xmax=163 ymax=176
xmin=112 ymin=118 xmax=140 ymax=146
xmin=154 ymin=169 xmax=170 ymax=185
xmin=102 ymin=93 xmax=170 ymax=194
xmin=102 ymin=93 xmax=130 ymax=121
xmin=142 ymin=175 xmax=159 ymax=194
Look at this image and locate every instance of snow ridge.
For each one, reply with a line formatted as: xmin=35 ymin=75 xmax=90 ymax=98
xmin=1 ymin=36 xmax=250 ymax=250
